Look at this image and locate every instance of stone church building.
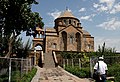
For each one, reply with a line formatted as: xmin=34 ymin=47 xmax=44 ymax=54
xmin=32 ymin=9 xmax=94 ymax=53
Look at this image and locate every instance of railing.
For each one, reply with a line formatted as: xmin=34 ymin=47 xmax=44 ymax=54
xmin=41 ymin=51 xmax=44 ymax=67
xmin=62 ymin=58 xmax=82 ymax=69
xmin=52 ymin=51 xmax=58 ymax=67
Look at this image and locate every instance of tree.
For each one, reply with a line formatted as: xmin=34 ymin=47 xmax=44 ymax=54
xmin=13 ymin=37 xmax=31 ymax=58
xmin=0 ymin=0 xmax=44 ymax=57
xmin=97 ymin=42 xmax=105 ymax=56
xmin=97 ymin=42 xmax=116 ymax=57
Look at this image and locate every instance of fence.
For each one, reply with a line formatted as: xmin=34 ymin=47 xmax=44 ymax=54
xmin=0 ymin=57 xmax=34 ymax=82
xmin=59 ymin=58 xmax=90 ymax=69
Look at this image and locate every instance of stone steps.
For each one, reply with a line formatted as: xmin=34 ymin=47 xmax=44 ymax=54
xmin=32 ymin=66 xmax=93 ymax=82
xmin=43 ymin=52 xmax=55 ymax=68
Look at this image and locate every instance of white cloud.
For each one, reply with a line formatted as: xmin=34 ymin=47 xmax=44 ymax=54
xmin=110 ymin=2 xmax=120 ymax=14
xmin=80 ymin=14 xmax=95 ymax=21
xmin=93 ymin=3 xmax=108 ymax=12
xmin=97 ymin=18 xmax=120 ymax=30
xmin=47 ymin=10 xmax=61 ymax=19
xmin=93 ymin=3 xmax=99 ymax=8
xmin=93 ymin=0 xmax=120 ymax=13
xmin=97 ymin=4 xmax=108 ymax=12
xmin=95 ymin=37 xmax=120 ymax=52
xmin=99 ymin=0 xmax=115 ymax=10
xmin=79 ymin=8 xmax=86 ymax=12
xmin=80 ymin=15 xmax=91 ymax=20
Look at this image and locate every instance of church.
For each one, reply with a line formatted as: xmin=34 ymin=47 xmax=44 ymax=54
xmin=32 ymin=9 xmax=94 ymax=53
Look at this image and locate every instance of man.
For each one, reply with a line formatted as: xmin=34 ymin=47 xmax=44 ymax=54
xmin=94 ymin=57 xmax=108 ymax=82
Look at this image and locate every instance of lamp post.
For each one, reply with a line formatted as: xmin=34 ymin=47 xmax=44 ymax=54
xmin=34 ymin=49 xmax=36 ymax=66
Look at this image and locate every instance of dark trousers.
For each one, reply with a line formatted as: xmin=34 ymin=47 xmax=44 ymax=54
xmin=95 ymin=74 xmax=106 ymax=82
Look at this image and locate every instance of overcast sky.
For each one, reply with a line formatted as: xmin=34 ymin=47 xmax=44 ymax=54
xmin=22 ymin=0 xmax=120 ymax=51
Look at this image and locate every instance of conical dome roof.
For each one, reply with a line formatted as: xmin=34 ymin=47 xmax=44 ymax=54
xmin=57 ymin=9 xmax=76 ymax=19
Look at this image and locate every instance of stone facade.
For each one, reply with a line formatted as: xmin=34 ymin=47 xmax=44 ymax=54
xmin=32 ymin=9 xmax=94 ymax=53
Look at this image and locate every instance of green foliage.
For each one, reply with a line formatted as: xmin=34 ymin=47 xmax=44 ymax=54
xmin=106 ymin=80 xmax=112 ymax=82
xmin=0 ymin=36 xmax=31 ymax=57
xmin=0 ymin=0 xmax=44 ymax=36
xmin=11 ymin=71 xmax=21 ymax=82
xmin=0 ymin=74 xmax=8 ymax=82
xmin=15 ymin=38 xmax=31 ymax=58
xmin=65 ymin=66 xmax=90 ymax=78
xmin=11 ymin=67 xmax=37 ymax=82
xmin=0 ymin=37 xmax=9 ymax=56
xmin=65 ymin=64 xmax=120 ymax=81
xmin=96 ymin=42 xmax=116 ymax=57
xmin=107 ymin=63 xmax=120 ymax=76
xmin=60 ymin=52 xmax=90 ymax=67
xmin=0 ymin=0 xmax=44 ymax=57
xmin=107 ymin=63 xmax=120 ymax=82
xmin=80 ymin=53 xmax=90 ymax=67
xmin=114 ymin=71 xmax=120 ymax=82
xmin=21 ymin=67 xmax=37 ymax=82
xmin=60 ymin=51 xmax=83 ymax=59
xmin=0 ymin=67 xmax=37 ymax=82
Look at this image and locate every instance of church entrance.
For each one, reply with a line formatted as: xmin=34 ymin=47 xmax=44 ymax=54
xmin=34 ymin=45 xmax=43 ymax=67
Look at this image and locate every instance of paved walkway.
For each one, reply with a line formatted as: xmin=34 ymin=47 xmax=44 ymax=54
xmin=31 ymin=66 xmax=94 ymax=82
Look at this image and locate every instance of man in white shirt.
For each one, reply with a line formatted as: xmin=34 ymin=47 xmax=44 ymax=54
xmin=94 ymin=57 xmax=108 ymax=82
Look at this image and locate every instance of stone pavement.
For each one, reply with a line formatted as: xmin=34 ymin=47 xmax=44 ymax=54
xmin=31 ymin=66 xmax=94 ymax=82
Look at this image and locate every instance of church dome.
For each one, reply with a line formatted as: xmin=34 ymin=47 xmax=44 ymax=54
xmin=54 ymin=8 xmax=80 ymax=27
xmin=57 ymin=9 xmax=76 ymax=19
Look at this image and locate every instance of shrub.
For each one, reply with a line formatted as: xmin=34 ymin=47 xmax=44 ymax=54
xmin=114 ymin=69 xmax=120 ymax=82
xmin=107 ymin=63 xmax=120 ymax=82
xmin=0 ymin=73 xmax=9 ymax=82
xmin=10 ymin=67 xmax=37 ymax=82
xmin=11 ymin=71 xmax=21 ymax=82
xmin=108 ymin=63 xmax=120 ymax=77
xmin=65 ymin=66 xmax=90 ymax=78
xmin=21 ymin=67 xmax=37 ymax=82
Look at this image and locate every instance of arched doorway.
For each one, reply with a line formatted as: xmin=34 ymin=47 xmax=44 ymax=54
xmin=34 ymin=44 xmax=43 ymax=67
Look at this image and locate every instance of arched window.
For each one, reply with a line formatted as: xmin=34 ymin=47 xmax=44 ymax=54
xmin=64 ymin=19 xmax=67 ymax=25
xmin=69 ymin=20 xmax=71 ymax=24
xmin=62 ymin=31 xmax=67 ymax=50
xmin=75 ymin=32 xmax=81 ymax=51
xmin=63 ymin=19 xmax=69 ymax=25
xmin=74 ymin=21 xmax=76 ymax=26
xmin=52 ymin=43 xmax=57 ymax=49
xmin=70 ymin=35 xmax=73 ymax=44
xmin=87 ymin=44 xmax=91 ymax=49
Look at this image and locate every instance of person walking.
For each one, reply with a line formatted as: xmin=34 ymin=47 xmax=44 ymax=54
xmin=94 ymin=57 xmax=108 ymax=82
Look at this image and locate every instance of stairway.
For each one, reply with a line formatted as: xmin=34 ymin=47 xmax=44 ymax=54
xmin=43 ymin=52 xmax=55 ymax=68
